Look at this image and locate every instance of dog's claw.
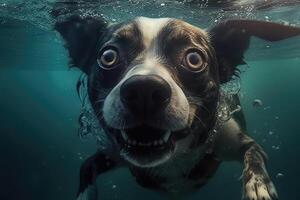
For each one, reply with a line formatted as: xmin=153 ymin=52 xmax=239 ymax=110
xmin=243 ymin=173 xmax=278 ymax=200
xmin=76 ymin=185 xmax=97 ymax=200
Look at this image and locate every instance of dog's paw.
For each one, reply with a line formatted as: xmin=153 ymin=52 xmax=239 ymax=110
xmin=76 ymin=185 xmax=97 ymax=200
xmin=243 ymin=173 xmax=278 ymax=200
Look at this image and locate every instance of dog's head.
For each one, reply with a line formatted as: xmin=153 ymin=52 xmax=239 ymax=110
xmin=55 ymin=16 xmax=300 ymax=167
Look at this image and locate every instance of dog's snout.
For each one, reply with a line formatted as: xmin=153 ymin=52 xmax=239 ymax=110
xmin=120 ymin=75 xmax=171 ymax=116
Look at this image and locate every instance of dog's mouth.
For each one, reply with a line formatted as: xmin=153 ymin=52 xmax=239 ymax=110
xmin=116 ymin=125 xmax=188 ymax=167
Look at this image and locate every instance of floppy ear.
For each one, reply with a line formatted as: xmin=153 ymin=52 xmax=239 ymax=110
xmin=54 ymin=15 xmax=108 ymax=74
xmin=209 ymin=20 xmax=300 ymax=83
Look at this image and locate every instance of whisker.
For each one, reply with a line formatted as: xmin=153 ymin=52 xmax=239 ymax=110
xmin=193 ymin=113 xmax=207 ymax=129
xmin=95 ymin=110 xmax=103 ymax=120
xmin=94 ymin=99 xmax=105 ymax=104
xmin=186 ymin=96 xmax=202 ymax=106
xmin=121 ymin=118 xmax=126 ymax=130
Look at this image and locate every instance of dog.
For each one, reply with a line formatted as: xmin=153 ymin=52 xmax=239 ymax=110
xmin=54 ymin=15 xmax=300 ymax=200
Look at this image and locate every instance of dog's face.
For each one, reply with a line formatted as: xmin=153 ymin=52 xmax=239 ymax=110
xmin=55 ymin=15 xmax=297 ymax=167
xmin=86 ymin=17 xmax=219 ymax=167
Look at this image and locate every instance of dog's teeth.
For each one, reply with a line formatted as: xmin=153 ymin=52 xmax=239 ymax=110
xmin=121 ymin=130 xmax=128 ymax=141
xmin=163 ymin=131 xmax=171 ymax=142
xmin=122 ymin=130 xmax=172 ymax=147
xmin=125 ymin=138 xmax=169 ymax=147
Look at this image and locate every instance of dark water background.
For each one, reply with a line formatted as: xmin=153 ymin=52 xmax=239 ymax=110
xmin=0 ymin=1 xmax=300 ymax=199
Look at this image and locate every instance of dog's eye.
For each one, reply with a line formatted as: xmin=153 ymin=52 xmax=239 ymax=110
xmin=183 ymin=51 xmax=207 ymax=72
xmin=98 ymin=48 xmax=119 ymax=69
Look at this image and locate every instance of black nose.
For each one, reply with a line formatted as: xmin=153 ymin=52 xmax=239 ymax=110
xmin=120 ymin=75 xmax=172 ymax=116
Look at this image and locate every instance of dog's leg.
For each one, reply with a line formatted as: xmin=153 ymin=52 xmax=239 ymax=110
xmin=241 ymin=141 xmax=278 ymax=200
xmin=214 ymin=119 xmax=278 ymax=200
xmin=76 ymin=151 xmax=117 ymax=200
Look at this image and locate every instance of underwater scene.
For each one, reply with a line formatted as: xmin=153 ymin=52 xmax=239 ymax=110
xmin=1 ymin=0 xmax=300 ymax=200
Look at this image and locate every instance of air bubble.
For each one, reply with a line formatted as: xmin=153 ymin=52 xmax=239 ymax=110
xmin=272 ymin=145 xmax=280 ymax=150
xmin=253 ymin=99 xmax=263 ymax=107
xmin=268 ymin=131 xmax=274 ymax=135
xmin=276 ymin=173 xmax=284 ymax=179
xmin=77 ymin=76 xmax=116 ymax=154
xmin=263 ymin=106 xmax=271 ymax=110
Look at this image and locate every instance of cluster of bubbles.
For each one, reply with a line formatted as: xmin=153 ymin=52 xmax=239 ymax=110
xmin=77 ymin=75 xmax=116 ymax=153
xmin=201 ymin=78 xmax=243 ymax=153
xmin=217 ymin=77 xmax=242 ymax=122
xmin=1 ymin=0 xmax=300 ymax=32
xmin=251 ymin=98 xmax=282 ymax=152
xmin=218 ymin=78 xmax=283 ymax=156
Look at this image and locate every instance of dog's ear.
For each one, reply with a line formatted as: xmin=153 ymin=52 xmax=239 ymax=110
xmin=209 ymin=20 xmax=300 ymax=83
xmin=54 ymin=15 xmax=108 ymax=74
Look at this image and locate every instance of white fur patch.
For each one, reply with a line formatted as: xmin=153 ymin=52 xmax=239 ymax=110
xmin=135 ymin=17 xmax=170 ymax=48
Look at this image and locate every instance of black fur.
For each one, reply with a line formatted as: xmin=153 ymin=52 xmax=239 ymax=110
xmin=54 ymin=15 xmax=107 ymax=74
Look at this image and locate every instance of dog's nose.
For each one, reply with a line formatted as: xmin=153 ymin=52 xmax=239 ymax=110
xmin=120 ymin=75 xmax=171 ymax=116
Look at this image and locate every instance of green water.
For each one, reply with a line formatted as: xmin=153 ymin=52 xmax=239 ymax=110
xmin=0 ymin=1 xmax=300 ymax=200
